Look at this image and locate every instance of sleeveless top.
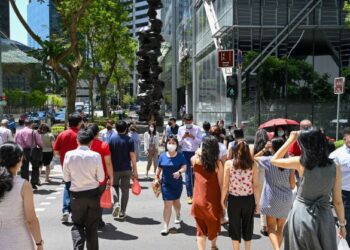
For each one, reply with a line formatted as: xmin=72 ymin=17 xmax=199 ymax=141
xmin=229 ymin=161 xmax=254 ymax=196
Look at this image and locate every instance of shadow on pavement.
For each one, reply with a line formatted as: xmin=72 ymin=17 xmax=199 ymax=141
xmin=33 ymin=189 xmax=57 ymax=195
xmin=177 ymin=221 xmax=196 ymax=236
xmin=125 ymin=216 xmax=161 ymax=225
xmin=98 ymin=223 xmax=138 ymax=241
xmin=42 ymin=181 xmax=62 ymax=186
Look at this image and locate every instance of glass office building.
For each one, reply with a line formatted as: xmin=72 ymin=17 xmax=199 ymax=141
xmin=161 ymin=0 xmax=350 ymax=129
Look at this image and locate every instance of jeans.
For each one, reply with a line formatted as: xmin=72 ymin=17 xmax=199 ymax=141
xmin=342 ymin=190 xmax=350 ymax=246
xmin=21 ymin=148 xmax=40 ymax=185
xmin=182 ymin=151 xmax=195 ymax=197
xmin=63 ymin=182 xmax=71 ymax=214
xmin=113 ymin=170 xmax=132 ymax=214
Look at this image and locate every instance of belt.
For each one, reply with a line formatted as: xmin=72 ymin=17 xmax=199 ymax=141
xmin=70 ymin=187 xmax=100 ymax=198
xmin=296 ymin=195 xmax=330 ymax=216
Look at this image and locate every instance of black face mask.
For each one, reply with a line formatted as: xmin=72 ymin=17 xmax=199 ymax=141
xmin=168 ymin=122 xmax=172 ymax=126
xmin=106 ymin=125 xmax=112 ymax=130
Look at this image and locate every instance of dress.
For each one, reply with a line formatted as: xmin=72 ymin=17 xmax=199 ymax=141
xmin=258 ymin=156 xmax=293 ymax=218
xmin=158 ymin=152 xmax=186 ymax=200
xmin=0 ymin=176 xmax=35 ymax=249
xmin=191 ymin=162 xmax=222 ymax=240
xmin=284 ymin=163 xmax=337 ymax=250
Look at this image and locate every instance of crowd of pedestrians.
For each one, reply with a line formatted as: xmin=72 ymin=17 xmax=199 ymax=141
xmin=0 ymin=113 xmax=349 ymax=250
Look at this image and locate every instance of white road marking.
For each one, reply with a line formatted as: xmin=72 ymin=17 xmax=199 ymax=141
xmin=53 ymin=191 xmax=61 ymax=195
xmin=55 ymin=187 xmax=64 ymax=191
xmin=35 ymin=208 xmax=45 ymax=212
xmin=40 ymin=202 xmax=51 ymax=206
xmin=46 ymin=197 xmax=56 ymax=200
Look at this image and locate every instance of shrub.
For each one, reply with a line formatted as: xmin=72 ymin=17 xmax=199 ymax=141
xmin=52 ymin=125 xmax=65 ymax=137
xmin=335 ymin=140 xmax=344 ymax=149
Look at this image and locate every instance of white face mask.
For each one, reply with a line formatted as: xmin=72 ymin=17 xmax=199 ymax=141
xmin=149 ymin=127 xmax=154 ymax=132
xmin=186 ymin=124 xmax=193 ymax=129
xmin=167 ymin=144 xmax=177 ymax=152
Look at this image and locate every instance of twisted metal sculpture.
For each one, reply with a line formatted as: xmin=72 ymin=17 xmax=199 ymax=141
xmin=136 ymin=0 xmax=164 ymax=125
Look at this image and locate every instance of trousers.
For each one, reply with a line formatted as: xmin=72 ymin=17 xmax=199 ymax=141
xmin=21 ymin=148 xmax=40 ymax=185
xmin=113 ymin=170 xmax=132 ymax=213
xmin=182 ymin=151 xmax=195 ymax=197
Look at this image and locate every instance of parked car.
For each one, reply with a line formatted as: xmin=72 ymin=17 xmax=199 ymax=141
xmin=54 ymin=113 xmax=65 ymax=124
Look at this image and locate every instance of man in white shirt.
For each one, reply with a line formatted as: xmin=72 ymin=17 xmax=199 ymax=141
xmin=177 ymin=114 xmax=202 ymax=204
xmin=63 ymin=129 xmax=104 ymax=250
xmin=329 ymin=127 xmax=350 ymax=246
xmin=0 ymin=119 xmax=13 ymax=144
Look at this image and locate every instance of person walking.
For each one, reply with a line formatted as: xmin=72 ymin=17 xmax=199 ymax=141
xmin=178 ymin=114 xmax=202 ymax=204
xmin=221 ymin=140 xmax=260 ymax=250
xmin=201 ymin=121 xmax=211 ymax=141
xmin=88 ymin=124 xmax=114 ymax=228
xmin=38 ymin=124 xmax=55 ymax=183
xmin=0 ymin=143 xmax=44 ymax=250
xmin=255 ymin=138 xmax=295 ymax=250
xmin=271 ymin=129 xmax=346 ymax=249
xmin=99 ymin=119 xmax=116 ymax=143
xmin=128 ymin=124 xmax=141 ymax=162
xmin=329 ymin=127 xmax=350 ymax=246
xmin=109 ymin=121 xmax=138 ymax=220
xmin=63 ymin=129 xmax=105 ymax=250
xmin=191 ymin=136 xmax=224 ymax=250
xmin=0 ymin=119 xmax=14 ymax=144
xmin=53 ymin=113 xmax=83 ymax=223
xmin=144 ymin=122 xmax=160 ymax=179
xmin=15 ymin=119 xmax=43 ymax=190
xmin=155 ymin=135 xmax=186 ymax=235
xmin=162 ymin=117 xmax=179 ymax=144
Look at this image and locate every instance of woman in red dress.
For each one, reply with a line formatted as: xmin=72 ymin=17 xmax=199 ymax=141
xmin=191 ymin=136 xmax=224 ymax=250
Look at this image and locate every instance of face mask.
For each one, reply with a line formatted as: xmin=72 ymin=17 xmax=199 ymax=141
xmin=167 ymin=144 xmax=177 ymax=152
xmin=149 ymin=127 xmax=154 ymax=132
xmin=168 ymin=122 xmax=172 ymax=126
xmin=106 ymin=125 xmax=112 ymax=130
xmin=219 ymin=124 xmax=224 ymax=128
xmin=277 ymin=131 xmax=284 ymax=137
xmin=186 ymin=124 xmax=193 ymax=129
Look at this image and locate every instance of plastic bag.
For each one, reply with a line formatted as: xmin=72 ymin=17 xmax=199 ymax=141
xmin=338 ymin=239 xmax=350 ymax=250
xmin=100 ymin=186 xmax=113 ymax=209
xmin=131 ymin=178 xmax=141 ymax=195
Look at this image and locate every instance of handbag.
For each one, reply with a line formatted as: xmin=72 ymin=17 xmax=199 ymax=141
xmin=30 ymin=131 xmax=43 ymax=161
xmin=100 ymin=186 xmax=113 ymax=209
xmin=131 ymin=178 xmax=141 ymax=195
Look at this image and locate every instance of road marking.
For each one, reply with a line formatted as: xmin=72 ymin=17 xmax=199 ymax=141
xmin=46 ymin=197 xmax=56 ymax=200
xmin=56 ymin=187 xmax=64 ymax=191
xmin=53 ymin=191 xmax=61 ymax=195
xmin=40 ymin=202 xmax=51 ymax=206
xmin=35 ymin=208 xmax=45 ymax=212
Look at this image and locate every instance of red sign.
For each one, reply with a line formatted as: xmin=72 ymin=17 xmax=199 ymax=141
xmin=334 ymin=77 xmax=345 ymax=94
xmin=218 ymin=50 xmax=234 ymax=68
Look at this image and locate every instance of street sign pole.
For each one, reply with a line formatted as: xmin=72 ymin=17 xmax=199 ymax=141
xmin=336 ymin=93 xmax=340 ymax=141
xmin=236 ymin=67 xmax=242 ymax=127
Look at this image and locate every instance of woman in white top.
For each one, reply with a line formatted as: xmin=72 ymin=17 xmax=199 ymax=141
xmin=38 ymin=124 xmax=55 ymax=183
xmin=0 ymin=143 xmax=43 ymax=250
xmin=144 ymin=122 xmax=160 ymax=178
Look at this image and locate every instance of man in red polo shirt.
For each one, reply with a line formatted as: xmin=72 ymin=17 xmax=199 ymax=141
xmin=54 ymin=113 xmax=83 ymax=223
xmin=88 ymin=123 xmax=114 ymax=228
xmin=288 ymin=119 xmax=312 ymax=157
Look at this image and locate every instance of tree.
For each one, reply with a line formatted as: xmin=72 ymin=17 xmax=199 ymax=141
xmin=79 ymin=0 xmax=137 ymax=116
xmin=9 ymin=0 xmax=93 ymax=114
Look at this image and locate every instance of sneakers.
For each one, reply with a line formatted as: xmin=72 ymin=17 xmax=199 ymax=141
xmin=61 ymin=212 xmax=69 ymax=223
xmin=118 ymin=212 xmax=126 ymax=220
xmin=161 ymin=226 xmax=169 ymax=236
xmin=112 ymin=204 xmax=120 ymax=218
xmin=187 ymin=197 xmax=193 ymax=205
xmin=174 ymin=214 xmax=182 ymax=224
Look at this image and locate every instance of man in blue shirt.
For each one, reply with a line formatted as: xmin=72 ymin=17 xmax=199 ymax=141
xmin=109 ymin=121 xmax=138 ymax=219
xmin=329 ymin=127 xmax=350 ymax=246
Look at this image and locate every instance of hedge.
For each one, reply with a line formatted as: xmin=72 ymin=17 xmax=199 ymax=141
xmin=51 ymin=124 xmax=105 ymax=137
xmin=335 ymin=140 xmax=344 ymax=149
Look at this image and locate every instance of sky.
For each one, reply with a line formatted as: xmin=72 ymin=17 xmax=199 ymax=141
xmin=10 ymin=0 xmax=29 ymax=45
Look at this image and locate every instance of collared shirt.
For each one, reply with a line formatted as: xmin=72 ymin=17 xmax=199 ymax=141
xmin=0 ymin=127 xmax=13 ymax=143
xmin=63 ymin=146 xmax=105 ymax=192
xmin=99 ymin=128 xmax=117 ymax=143
xmin=15 ymin=126 xmax=43 ymax=149
xmin=90 ymin=139 xmax=111 ymax=186
xmin=53 ymin=127 xmax=79 ymax=165
xmin=329 ymin=145 xmax=350 ymax=191
xmin=178 ymin=125 xmax=202 ymax=152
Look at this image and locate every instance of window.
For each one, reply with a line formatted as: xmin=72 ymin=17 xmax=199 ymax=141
xmin=136 ymin=5 xmax=148 ymax=11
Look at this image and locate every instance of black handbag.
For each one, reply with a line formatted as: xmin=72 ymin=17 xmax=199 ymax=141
xmin=30 ymin=131 xmax=43 ymax=161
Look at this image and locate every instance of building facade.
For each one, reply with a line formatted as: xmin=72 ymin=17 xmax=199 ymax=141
xmin=0 ymin=1 xmax=10 ymax=38
xmin=161 ymin=0 xmax=350 ymax=135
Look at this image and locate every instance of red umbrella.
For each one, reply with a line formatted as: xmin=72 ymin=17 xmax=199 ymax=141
xmin=259 ymin=118 xmax=299 ymax=129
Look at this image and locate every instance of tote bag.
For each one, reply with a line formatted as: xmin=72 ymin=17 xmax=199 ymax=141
xmin=131 ymin=178 xmax=141 ymax=195
xmin=100 ymin=186 xmax=113 ymax=209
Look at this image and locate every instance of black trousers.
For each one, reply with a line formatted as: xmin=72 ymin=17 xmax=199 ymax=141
xmin=70 ymin=188 xmax=100 ymax=250
xmin=21 ymin=148 xmax=40 ymax=185
xmin=342 ymin=190 xmax=350 ymax=246
xmin=227 ymin=194 xmax=255 ymax=242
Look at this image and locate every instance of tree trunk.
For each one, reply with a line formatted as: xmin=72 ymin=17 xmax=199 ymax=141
xmin=66 ymin=79 xmax=77 ymax=114
xmin=100 ymin=85 xmax=108 ymax=117
xmin=89 ymin=78 xmax=94 ymax=122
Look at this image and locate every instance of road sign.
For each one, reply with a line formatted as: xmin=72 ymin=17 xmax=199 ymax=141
xmin=218 ymin=50 xmax=234 ymax=68
xmin=334 ymin=77 xmax=345 ymax=94
xmin=227 ymin=75 xmax=238 ymax=99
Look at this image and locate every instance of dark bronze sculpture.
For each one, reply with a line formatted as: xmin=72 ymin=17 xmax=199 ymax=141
xmin=137 ymin=0 xmax=164 ymax=125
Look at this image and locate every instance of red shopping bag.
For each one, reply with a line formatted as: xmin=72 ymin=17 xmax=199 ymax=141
xmin=100 ymin=186 xmax=113 ymax=209
xmin=131 ymin=178 xmax=141 ymax=195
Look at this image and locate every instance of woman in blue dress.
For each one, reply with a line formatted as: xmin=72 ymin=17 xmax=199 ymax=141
xmin=155 ymin=135 xmax=187 ymax=235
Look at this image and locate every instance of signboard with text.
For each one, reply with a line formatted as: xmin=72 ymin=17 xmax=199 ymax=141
xmin=334 ymin=77 xmax=345 ymax=94
xmin=218 ymin=50 xmax=234 ymax=68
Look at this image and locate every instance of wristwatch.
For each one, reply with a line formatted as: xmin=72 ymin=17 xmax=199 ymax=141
xmin=36 ymin=240 xmax=44 ymax=246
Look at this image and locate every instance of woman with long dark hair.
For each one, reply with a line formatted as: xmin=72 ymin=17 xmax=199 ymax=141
xmin=222 ymin=140 xmax=259 ymax=250
xmin=271 ymin=129 xmax=346 ymax=249
xmin=191 ymin=136 xmax=224 ymax=250
xmin=144 ymin=122 xmax=160 ymax=179
xmin=255 ymin=137 xmax=295 ymax=250
xmin=0 ymin=143 xmax=43 ymax=249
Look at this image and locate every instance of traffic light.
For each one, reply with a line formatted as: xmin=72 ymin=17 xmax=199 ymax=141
xmin=226 ymin=75 xmax=238 ymax=99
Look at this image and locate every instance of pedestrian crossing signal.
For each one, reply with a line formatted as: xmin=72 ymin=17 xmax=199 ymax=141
xmin=227 ymin=75 xmax=238 ymax=99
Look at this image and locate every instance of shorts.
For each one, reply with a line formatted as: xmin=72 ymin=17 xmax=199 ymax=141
xmin=42 ymin=152 xmax=54 ymax=166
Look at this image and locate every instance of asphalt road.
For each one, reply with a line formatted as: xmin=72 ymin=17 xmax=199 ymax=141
xmin=32 ymin=166 xmax=272 ymax=250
